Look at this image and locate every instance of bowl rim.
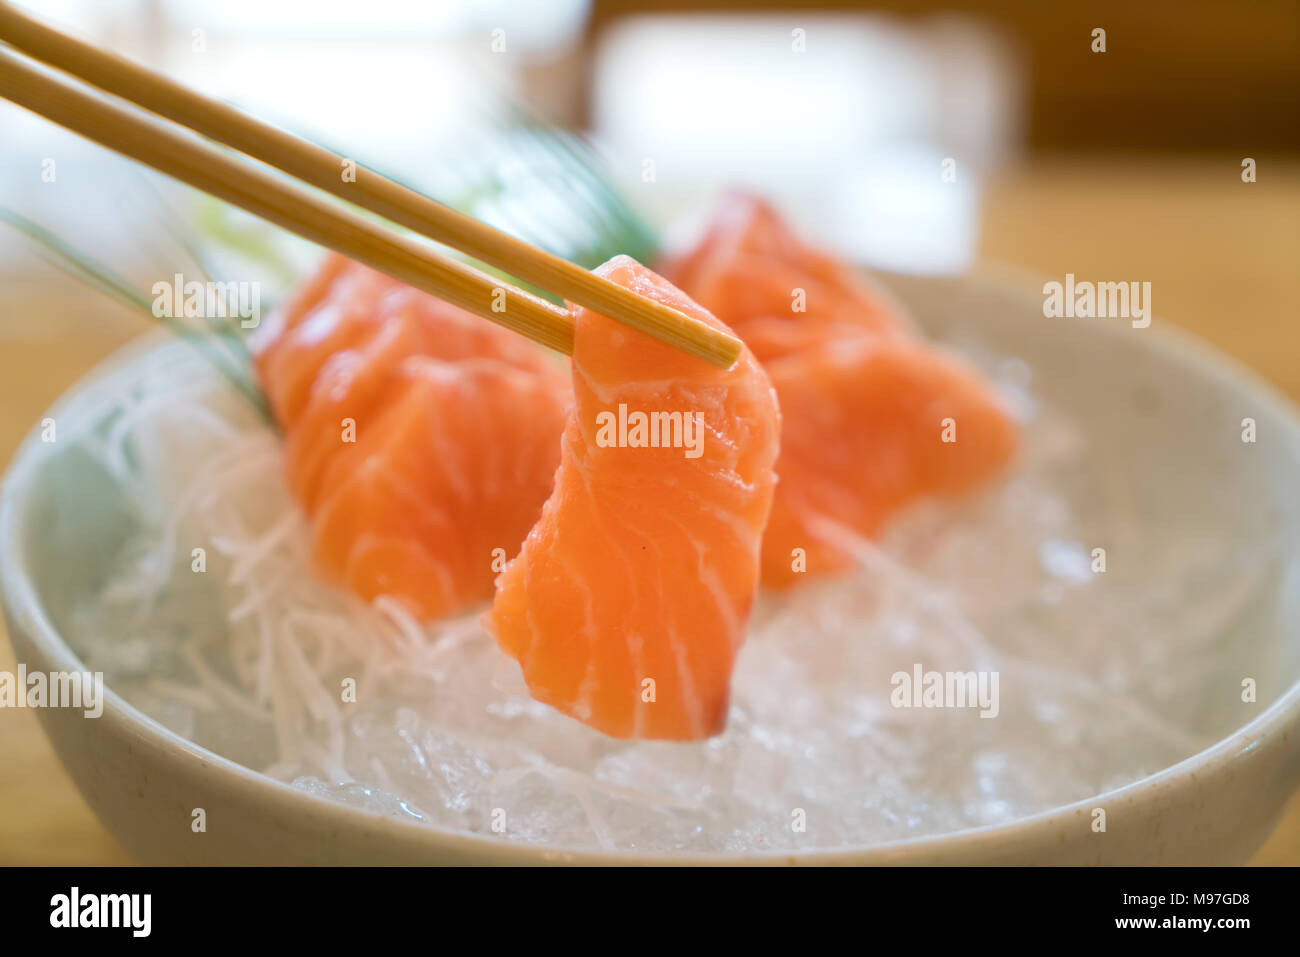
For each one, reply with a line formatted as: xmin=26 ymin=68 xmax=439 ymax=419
xmin=3 ymin=269 xmax=1299 ymax=864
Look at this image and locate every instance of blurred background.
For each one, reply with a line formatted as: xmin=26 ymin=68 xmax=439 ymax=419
xmin=0 ymin=0 xmax=1296 ymax=862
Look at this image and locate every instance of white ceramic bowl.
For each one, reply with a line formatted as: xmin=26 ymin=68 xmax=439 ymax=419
xmin=3 ymin=270 xmax=1299 ymax=864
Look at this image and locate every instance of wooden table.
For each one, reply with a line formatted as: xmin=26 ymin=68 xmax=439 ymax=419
xmin=0 ymin=158 xmax=1296 ymax=864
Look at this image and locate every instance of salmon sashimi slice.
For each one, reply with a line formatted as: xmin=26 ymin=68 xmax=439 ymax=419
xmin=257 ymin=255 xmax=563 ymax=432
xmin=255 ymin=254 xmax=571 ymax=621
xmin=491 ymin=256 xmax=780 ymax=740
xmin=664 ymin=193 xmax=1019 ymax=587
xmin=661 ymin=191 xmax=909 ymax=359
xmin=759 ymin=336 xmax=1021 ymax=586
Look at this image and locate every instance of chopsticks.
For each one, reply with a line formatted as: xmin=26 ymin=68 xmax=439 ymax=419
xmin=0 ymin=4 xmax=743 ymax=369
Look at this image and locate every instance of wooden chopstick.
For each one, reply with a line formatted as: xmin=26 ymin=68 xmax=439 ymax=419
xmin=0 ymin=3 xmax=743 ymax=369
xmin=0 ymin=47 xmax=577 ymax=354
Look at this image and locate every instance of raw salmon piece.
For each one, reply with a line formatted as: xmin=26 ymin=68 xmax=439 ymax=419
xmin=759 ymin=335 xmax=1020 ymax=586
xmin=661 ymin=191 xmax=908 ymax=359
xmin=282 ymin=309 xmax=447 ymax=512
xmin=491 ymin=256 xmax=780 ymax=740
xmin=309 ymin=356 xmax=569 ymax=619
xmin=255 ymin=255 xmax=571 ymax=620
xmin=255 ymin=260 xmax=400 ymax=430
xmin=257 ymin=253 xmax=563 ymax=429
xmin=665 ymin=193 xmax=1018 ymax=588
